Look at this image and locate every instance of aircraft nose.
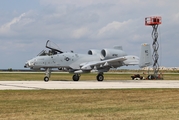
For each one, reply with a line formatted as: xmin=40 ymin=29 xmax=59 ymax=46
xmin=24 ymin=63 xmax=29 ymax=68
xmin=24 ymin=59 xmax=35 ymax=68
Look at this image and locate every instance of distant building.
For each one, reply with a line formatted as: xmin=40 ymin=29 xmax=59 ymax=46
xmin=141 ymin=66 xmax=179 ymax=71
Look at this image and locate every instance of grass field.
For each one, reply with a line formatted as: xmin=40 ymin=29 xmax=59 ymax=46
xmin=0 ymin=89 xmax=179 ymax=120
xmin=0 ymin=72 xmax=179 ymax=81
xmin=0 ymin=72 xmax=179 ymax=119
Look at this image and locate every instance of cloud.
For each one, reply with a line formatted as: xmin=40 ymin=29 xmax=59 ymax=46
xmin=97 ymin=20 xmax=133 ymax=38
xmin=0 ymin=12 xmax=36 ymax=39
xmin=39 ymin=0 xmax=114 ymax=7
xmin=0 ymin=13 xmax=25 ymax=35
xmin=1 ymin=0 xmax=179 ymax=69
xmin=171 ymin=12 xmax=179 ymax=23
xmin=71 ymin=27 xmax=90 ymax=39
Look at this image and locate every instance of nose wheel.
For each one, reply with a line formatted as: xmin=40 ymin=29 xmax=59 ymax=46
xmin=44 ymin=68 xmax=51 ymax=82
xmin=44 ymin=76 xmax=49 ymax=82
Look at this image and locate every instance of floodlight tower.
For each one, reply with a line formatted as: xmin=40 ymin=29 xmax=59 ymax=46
xmin=145 ymin=16 xmax=162 ymax=79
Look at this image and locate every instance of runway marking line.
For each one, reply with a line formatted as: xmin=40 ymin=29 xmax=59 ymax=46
xmin=0 ymin=83 xmax=44 ymax=90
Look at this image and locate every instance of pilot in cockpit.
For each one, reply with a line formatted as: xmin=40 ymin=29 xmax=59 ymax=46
xmin=48 ymin=50 xmax=57 ymax=55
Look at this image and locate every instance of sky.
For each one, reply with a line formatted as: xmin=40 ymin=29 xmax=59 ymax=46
xmin=0 ymin=0 xmax=179 ymax=69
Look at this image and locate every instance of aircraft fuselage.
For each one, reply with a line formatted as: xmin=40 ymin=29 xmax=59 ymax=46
xmin=25 ymin=52 xmax=101 ymax=70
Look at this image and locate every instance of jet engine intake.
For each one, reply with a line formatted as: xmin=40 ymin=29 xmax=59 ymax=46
xmin=100 ymin=49 xmax=127 ymax=60
xmin=88 ymin=49 xmax=101 ymax=56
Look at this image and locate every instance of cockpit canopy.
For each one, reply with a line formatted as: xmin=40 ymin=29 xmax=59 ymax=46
xmin=37 ymin=40 xmax=63 ymax=56
xmin=37 ymin=50 xmax=47 ymax=56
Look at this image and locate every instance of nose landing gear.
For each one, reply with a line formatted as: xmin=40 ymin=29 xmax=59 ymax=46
xmin=44 ymin=76 xmax=49 ymax=82
xmin=44 ymin=68 xmax=51 ymax=82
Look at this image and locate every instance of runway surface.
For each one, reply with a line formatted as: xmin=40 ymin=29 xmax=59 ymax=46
xmin=0 ymin=80 xmax=179 ymax=90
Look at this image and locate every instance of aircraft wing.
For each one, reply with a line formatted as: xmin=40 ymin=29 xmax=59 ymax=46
xmin=80 ymin=55 xmax=139 ymax=71
xmin=80 ymin=57 xmax=127 ymax=70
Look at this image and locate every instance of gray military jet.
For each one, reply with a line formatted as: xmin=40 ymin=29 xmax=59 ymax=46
xmin=24 ymin=40 xmax=152 ymax=82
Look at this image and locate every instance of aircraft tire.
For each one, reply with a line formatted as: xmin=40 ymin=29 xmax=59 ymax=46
xmin=44 ymin=76 xmax=49 ymax=82
xmin=97 ymin=74 xmax=104 ymax=81
xmin=73 ymin=74 xmax=79 ymax=81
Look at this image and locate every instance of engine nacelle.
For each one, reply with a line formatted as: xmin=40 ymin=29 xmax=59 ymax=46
xmin=88 ymin=49 xmax=101 ymax=56
xmin=100 ymin=49 xmax=127 ymax=60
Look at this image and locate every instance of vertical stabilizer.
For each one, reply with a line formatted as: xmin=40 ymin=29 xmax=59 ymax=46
xmin=139 ymin=43 xmax=152 ymax=68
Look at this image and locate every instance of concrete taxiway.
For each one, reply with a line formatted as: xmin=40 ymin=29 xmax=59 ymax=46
xmin=0 ymin=80 xmax=179 ymax=90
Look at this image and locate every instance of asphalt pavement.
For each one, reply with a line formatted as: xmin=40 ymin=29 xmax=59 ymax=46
xmin=0 ymin=80 xmax=179 ymax=90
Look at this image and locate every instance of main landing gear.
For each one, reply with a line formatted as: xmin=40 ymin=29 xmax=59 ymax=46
xmin=72 ymin=74 xmax=80 ymax=81
xmin=72 ymin=73 xmax=104 ymax=81
xmin=96 ymin=73 xmax=104 ymax=81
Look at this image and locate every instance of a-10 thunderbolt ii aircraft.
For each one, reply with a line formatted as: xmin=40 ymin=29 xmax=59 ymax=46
xmin=24 ymin=40 xmax=152 ymax=82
